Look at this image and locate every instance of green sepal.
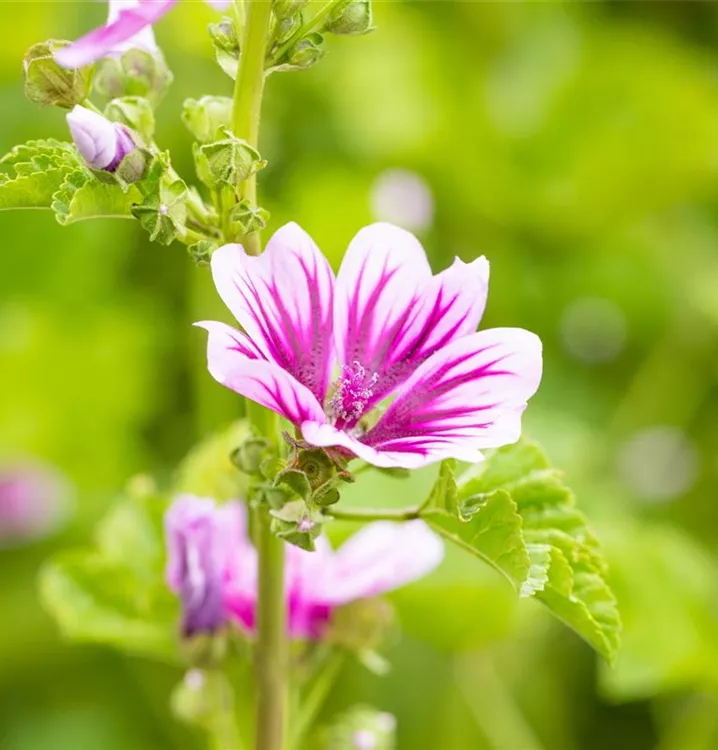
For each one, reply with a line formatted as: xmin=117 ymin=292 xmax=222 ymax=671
xmin=270 ymin=500 xmax=322 ymax=551
xmin=324 ymin=0 xmax=374 ymax=36
xmin=105 ymin=96 xmax=155 ymax=141
xmin=132 ymin=176 xmax=188 ymax=245
xmin=23 ymin=40 xmax=93 ymax=108
xmin=193 ymin=132 xmax=266 ymax=189
xmin=182 ymin=96 xmax=233 ymax=144
xmin=228 ymin=200 xmax=270 ymax=236
xmin=187 ymin=240 xmax=217 ymax=266
xmin=275 ymin=468 xmax=312 ymax=502
xmin=94 ymin=48 xmax=173 ymax=104
xmin=91 ymin=147 xmax=149 ymax=189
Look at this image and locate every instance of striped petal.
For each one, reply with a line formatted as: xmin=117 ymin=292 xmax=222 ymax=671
xmin=55 ymin=0 xmax=175 ymax=68
xmin=197 ymin=320 xmax=327 ymax=427
xmin=211 ymin=224 xmax=335 ymax=404
xmin=305 ymin=328 xmax=542 ymax=468
xmin=334 ymin=223 xmax=490 ymax=411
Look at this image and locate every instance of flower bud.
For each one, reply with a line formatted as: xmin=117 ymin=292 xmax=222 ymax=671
xmin=325 ymin=0 xmax=374 ymax=36
xmin=94 ymin=48 xmax=173 ymax=104
xmin=66 ymin=105 xmax=137 ymax=172
xmin=273 ymin=0 xmax=309 ymax=20
xmin=182 ymin=96 xmax=233 ymax=144
xmin=23 ymin=40 xmax=92 ymax=109
xmin=105 ymin=96 xmax=155 ymax=141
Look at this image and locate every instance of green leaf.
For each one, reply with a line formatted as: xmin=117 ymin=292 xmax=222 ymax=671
xmin=38 ymin=492 xmax=179 ymax=662
xmin=0 ymin=169 xmax=70 ymax=210
xmin=456 ymin=438 xmax=621 ymax=664
xmin=423 ymin=489 xmax=530 ymax=590
xmin=51 ymin=170 xmax=141 ymax=225
xmin=131 ymin=177 xmax=187 ymax=245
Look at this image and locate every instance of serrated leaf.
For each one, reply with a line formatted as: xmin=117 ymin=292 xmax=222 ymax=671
xmin=39 ymin=549 xmax=178 ymax=662
xmin=0 ymin=139 xmax=80 ymax=172
xmin=423 ymin=489 xmax=529 ymax=590
xmin=51 ymin=170 xmax=140 ymax=225
xmin=39 ymin=492 xmax=179 ymax=662
xmin=456 ymin=438 xmax=621 ymax=664
xmin=0 ymin=169 xmax=71 ymax=210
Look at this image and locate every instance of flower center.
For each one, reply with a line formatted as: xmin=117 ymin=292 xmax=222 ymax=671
xmin=329 ymin=361 xmax=378 ymax=425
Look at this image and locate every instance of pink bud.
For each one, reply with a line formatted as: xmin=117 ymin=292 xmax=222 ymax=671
xmin=66 ymin=105 xmax=136 ymax=171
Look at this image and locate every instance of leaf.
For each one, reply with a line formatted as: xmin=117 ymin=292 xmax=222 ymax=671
xmin=423 ymin=489 xmax=530 ymax=590
xmin=0 ymin=169 xmax=70 ymax=210
xmin=38 ymin=492 xmax=179 ymax=662
xmin=51 ymin=170 xmax=141 ymax=225
xmin=456 ymin=438 xmax=621 ymax=664
xmin=0 ymin=139 xmax=81 ymax=171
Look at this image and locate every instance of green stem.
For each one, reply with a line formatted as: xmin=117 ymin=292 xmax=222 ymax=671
xmin=254 ymin=506 xmax=288 ymax=750
xmin=323 ymin=506 xmax=422 ymax=522
xmin=232 ymin=0 xmax=272 ymax=257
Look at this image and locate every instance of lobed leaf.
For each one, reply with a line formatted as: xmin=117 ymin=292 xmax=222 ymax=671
xmin=51 ymin=170 xmax=140 ymax=225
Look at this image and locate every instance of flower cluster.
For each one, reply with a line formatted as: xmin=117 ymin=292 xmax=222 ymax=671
xmin=199 ymin=222 xmax=543 ymax=469
xmin=164 ymin=494 xmax=443 ymax=639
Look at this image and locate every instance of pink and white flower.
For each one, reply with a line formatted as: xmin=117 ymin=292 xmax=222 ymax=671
xmin=165 ymin=495 xmax=443 ymax=639
xmin=55 ymin=0 xmax=231 ymax=69
xmin=198 ymin=222 xmax=543 ymax=470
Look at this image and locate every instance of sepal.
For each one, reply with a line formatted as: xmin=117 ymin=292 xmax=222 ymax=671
xmin=105 ymin=96 xmax=155 ymax=141
xmin=324 ymin=0 xmax=374 ymax=36
xmin=23 ymin=40 xmax=93 ymax=108
xmin=94 ymin=48 xmax=173 ymax=104
xmin=193 ymin=131 xmax=266 ymax=189
xmin=182 ymin=96 xmax=233 ymax=144
xmin=208 ymin=16 xmax=240 ymax=79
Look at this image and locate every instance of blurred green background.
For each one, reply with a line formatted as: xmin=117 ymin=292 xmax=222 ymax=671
xmin=3 ymin=1 xmax=718 ymax=748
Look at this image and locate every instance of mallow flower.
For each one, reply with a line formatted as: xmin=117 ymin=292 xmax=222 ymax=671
xmin=55 ymin=0 xmax=231 ymax=69
xmin=165 ymin=495 xmax=444 ymax=639
xmin=67 ymin=104 xmax=136 ymax=171
xmin=198 ymin=223 xmax=543 ymax=470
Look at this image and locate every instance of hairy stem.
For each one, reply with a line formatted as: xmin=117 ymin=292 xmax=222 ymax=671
xmin=254 ymin=506 xmax=288 ymax=750
xmin=231 ymin=4 xmax=287 ymax=750
xmin=232 ymin=0 xmax=272 ymax=257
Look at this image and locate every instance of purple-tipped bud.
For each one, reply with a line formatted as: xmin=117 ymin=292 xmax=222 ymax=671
xmin=66 ymin=104 xmax=136 ymax=171
xmin=165 ymin=495 xmax=233 ymax=638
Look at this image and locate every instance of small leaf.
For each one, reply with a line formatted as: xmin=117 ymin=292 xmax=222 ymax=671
xmin=423 ymin=489 xmax=529 ymax=590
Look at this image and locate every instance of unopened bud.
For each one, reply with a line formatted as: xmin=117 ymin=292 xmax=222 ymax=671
xmin=273 ymin=0 xmax=309 ymax=20
xmin=182 ymin=96 xmax=233 ymax=144
xmin=325 ymin=0 xmax=374 ymax=36
xmin=94 ymin=48 xmax=172 ymax=104
xmin=23 ymin=40 xmax=92 ymax=109
xmin=286 ymin=33 xmax=325 ymax=69
xmin=67 ymin=105 xmax=137 ymax=172
xmin=104 ymin=96 xmax=155 ymax=141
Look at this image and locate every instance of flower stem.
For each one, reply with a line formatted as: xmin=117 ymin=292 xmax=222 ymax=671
xmin=231 ymin=0 xmax=272 ymax=257
xmin=323 ymin=506 xmax=422 ymax=522
xmin=254 ymin=505 xmax=288 ymax=750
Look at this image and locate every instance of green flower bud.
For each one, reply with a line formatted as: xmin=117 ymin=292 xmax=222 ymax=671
xmin=23 ymin=40 xmax=92 ymax=109
xmin=193 ymin=132 xmax=265 ymax=189
xmin=325 ymin=0 xmax=374 ymax=36
xmin=132 ymin=177 xmax=188 ymax=245
xmin=182 ymin=96 xmax=233 ymax=144
xmin=94 ymin=48 xmax=172 ymax=104
xmin=285 ymin=32 xmax=325 ymax=70
xmin=209 ymin=17 xmax=240 ymax=79
xmin=273 ymin=0 xmax=309 ymax=20
xmin=230 ymin=436 xmax=273 ymax=476
xmin=105 ymin=96 xmax=155 ymax=142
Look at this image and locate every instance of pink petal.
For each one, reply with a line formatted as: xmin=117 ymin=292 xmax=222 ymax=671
xmin=210 ymin=224 xmax=335 ymax=404
xmin=360 ymin=328 xmax=543 ymax=467
xmin=55 ymin=0 xmax=175 ymax=68
xmin=196 ymin=320 xmax=327 ymax=427
xmin=313 ymin=521 xmax=444 ymax=605
xmin=334 ymin=224 xmax=490 ymax=411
